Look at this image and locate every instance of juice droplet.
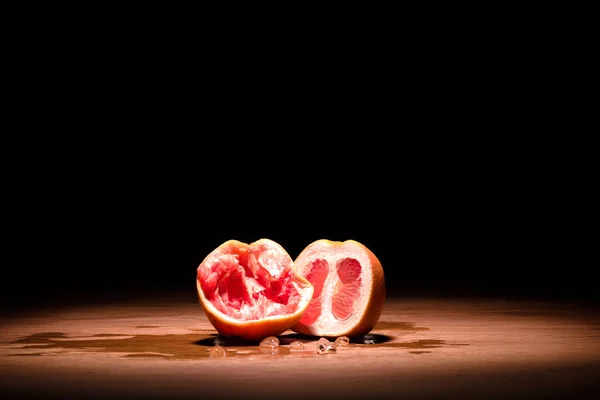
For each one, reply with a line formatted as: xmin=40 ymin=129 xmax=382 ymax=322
xmin=210 ymin=345 xmax=227 ymax=357
xmin=290 ymin=341 xmax=305 ymax=351
xmin=317 ymin=337 xmax=336 ymax=354
xmin=334 ymin=336 xmax=350 ymax=346
xmin=259 ymin=336 xmax=280 ymax=348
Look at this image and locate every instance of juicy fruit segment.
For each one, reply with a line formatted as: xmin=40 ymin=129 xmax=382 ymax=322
xmin=331 ymin=258 xmax=361 ymax=321
xmin=197 ymin=239 xmax=314 ymax=342
xmin=298 ymin=259 xmax=328 ymax=326
xmin=198 ymin=241 xmax=301 ymax=320
xmin=292 ymin=239 xmax=386 ymax=338
xmin=297 ymin=257 xmax=362 ymax=326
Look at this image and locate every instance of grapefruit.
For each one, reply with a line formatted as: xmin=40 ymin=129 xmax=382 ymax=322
xmin=196 ymin=238 xmax=314 ymax=342
xmin=291 ymin=239 xmax=386 ymax=338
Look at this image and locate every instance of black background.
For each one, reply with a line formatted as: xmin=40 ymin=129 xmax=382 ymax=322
xmin=2 ymin=30 xmax=595 ymax=314
xmin=2 ymin=129 xmax=595 ymax=315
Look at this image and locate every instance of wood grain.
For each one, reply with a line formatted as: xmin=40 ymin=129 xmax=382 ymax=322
xmin=1 ymin=296 xmax=599 ymax=399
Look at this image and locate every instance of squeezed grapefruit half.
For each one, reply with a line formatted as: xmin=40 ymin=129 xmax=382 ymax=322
xmin=291 ymin=239 xmax=386 ymax=338
xmin=196 ymin=238 xmax=314 ymax=342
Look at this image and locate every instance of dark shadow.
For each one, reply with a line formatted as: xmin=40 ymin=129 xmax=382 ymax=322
xmin=350 ymin=333 xmax=393 ymax=344
xmin=194 ymin=332 xmax=394 ymax=346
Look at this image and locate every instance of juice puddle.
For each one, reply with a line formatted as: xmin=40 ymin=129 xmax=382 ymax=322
xmin=5 ymin=332 xmax=465 ymax=359
xmin=5 ymin=332 xmax=322 ymax=359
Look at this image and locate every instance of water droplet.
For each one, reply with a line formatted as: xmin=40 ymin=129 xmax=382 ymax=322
xmin=334 ymin=336 xmax=350 ymax=347
xmin=289 ymin=341 xmax=305 ymax=351
xmin=209 ymin=345 xmax=227 ymax=357
xmin=259 ymin=336 xmax=280 ymax=348
xmin=317 ymin=337 xmax=336 ymax=354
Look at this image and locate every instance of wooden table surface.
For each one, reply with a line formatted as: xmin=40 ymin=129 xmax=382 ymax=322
xmin=2 ymin=294 xmax=600 ymax=399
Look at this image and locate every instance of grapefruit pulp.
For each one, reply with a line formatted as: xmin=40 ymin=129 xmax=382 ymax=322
xmin=196 ymin=238 xmax=314 ymax=342
xmin=291 ymin=239 xmax=386 ymax=338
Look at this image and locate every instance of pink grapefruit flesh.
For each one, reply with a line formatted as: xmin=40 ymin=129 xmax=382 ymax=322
xmin=196 ymin=239 xmax=314 ymax=341
xmin=291 ymin=239 xmax=386 ymax=338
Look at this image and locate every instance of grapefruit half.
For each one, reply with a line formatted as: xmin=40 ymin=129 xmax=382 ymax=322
xmin=196 ymin=238 xmax=314 ymax=342
xmin=291 ymin=239 xmax=386 ymax=338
